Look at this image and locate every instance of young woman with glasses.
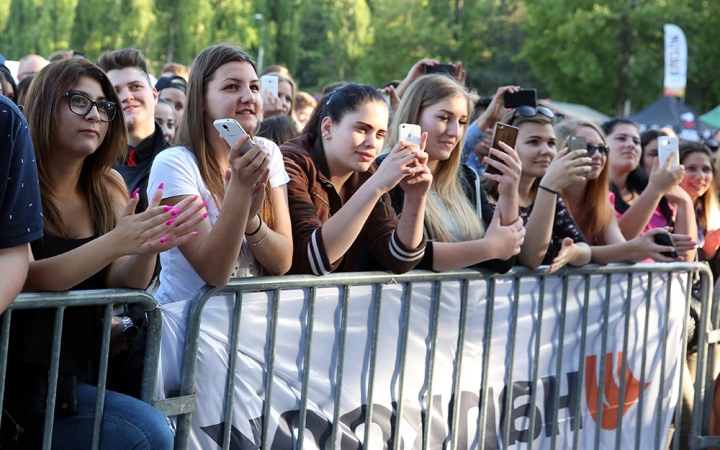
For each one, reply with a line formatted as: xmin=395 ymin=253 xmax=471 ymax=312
xmin=555 ymin=120 xmax=692 ymax=263
xmin=601 ymin=119 xmax=697 ymax=261
xmin=484 ymin=105 xmax=591 ymax=273
xmin=3 ymin=58 xmax=203 ymax=449
xmin=379 ymin=75 xmax=525 ymax=272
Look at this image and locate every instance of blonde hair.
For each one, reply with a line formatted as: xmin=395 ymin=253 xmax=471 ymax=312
xmin=385 ymin=75 xmax=484 ymax=242
xmin=556 ymin=120 xmax=613 ymax=245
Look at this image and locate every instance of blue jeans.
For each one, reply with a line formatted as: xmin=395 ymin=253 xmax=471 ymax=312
xmin=50 ymin=382 xmax=174 ymax=450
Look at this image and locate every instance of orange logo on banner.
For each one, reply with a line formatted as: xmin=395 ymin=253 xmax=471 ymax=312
xmin=585 ymin=352 xmax=651 ymax=430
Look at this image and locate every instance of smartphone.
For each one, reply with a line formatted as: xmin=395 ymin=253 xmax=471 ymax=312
xmin=399 ymin=123 xmax=422 ymax=147
xmin=260 ymin=75 xmax=279 ymax=97
xmin=568 ymin=135 xmax=588 ymax=178
xmin=653 ymin=232 xmax=679 ymax=259
xmin=380 ymin=92 xmax=391 ymax=107
xmin=424 ymin=63 xmax=454 ymax=76
xmin=213 ymin=118 xmax=255 ymax=154
xmin=486 ymin=122 xmax=519 ymax=175
xmin=504 ymin=88 xmax=538 ymax=109
xmin=658 ymin=136 xmax=680 ymax=167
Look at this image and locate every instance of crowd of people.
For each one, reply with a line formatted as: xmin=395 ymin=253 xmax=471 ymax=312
xmin=1 ymin=44 xmax=719 ymax=449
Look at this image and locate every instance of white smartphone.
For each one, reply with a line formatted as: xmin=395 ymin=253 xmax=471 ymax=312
xmin=379 ymin=92 xmax=391 ymax=107
xmin=260 ymin=75 xmax=279 ymax=97
xmin=213 ymin=118 xmax=254 ymax=154
xmin=399 ymin=123 xmax=422 ymax=147
xmin=657 ymin=136 xmax=680 ymax=167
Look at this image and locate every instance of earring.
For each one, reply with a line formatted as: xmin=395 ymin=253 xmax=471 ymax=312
xmin=322 ymin=133 xmax=330 ymax=140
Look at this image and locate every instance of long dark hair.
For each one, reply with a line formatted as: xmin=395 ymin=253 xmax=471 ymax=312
xmin=24 ymin=58 xmax=127 ymax=238
xmin=302 ymin=83 xmax=386 ymax=138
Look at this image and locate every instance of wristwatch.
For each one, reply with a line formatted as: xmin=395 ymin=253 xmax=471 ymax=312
xmin=121 ymin=316 xmax=139 ymax=342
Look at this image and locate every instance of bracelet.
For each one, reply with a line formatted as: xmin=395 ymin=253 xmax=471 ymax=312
xmin=537 ymin=185 xmax=558 ymax=195
xmin=249 ymin=222 xmax=269 ymax=246
xmin=245 ymin=214 xmax=262 ymax=236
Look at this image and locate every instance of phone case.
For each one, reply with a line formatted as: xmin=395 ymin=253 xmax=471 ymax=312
xmin=568 ymin=136 xmax=588 ymax=178
xmin=213 ymin=119 xmax=254 ymax=154
xmin=503 ymin=88 xmax=538 ymax=109
xmin=261 ymin=75 xmax=279 ymax=97
xmin=486 ymin=123 xmax=519 ymax=175
xmin=657 ymin=136 xmax=680 ymax=167
xmin=654 ymin=233 xmax=679 ymax=258
xmin=399 ymin=123 xmax=422 ymax=147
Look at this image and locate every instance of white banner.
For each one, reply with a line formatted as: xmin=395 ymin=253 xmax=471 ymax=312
xmin=663 ymin=24 xmax=688 ymax=97
xmin=157 ymin=272 xmax=687 ymax=449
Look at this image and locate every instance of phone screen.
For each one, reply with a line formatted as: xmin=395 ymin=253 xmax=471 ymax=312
xmin=486 ymin=123 xmax=519 ymax=175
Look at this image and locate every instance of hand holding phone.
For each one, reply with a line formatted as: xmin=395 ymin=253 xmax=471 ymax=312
xmin=568 ymin=136 xmax=588 ymax=178
xmin=486 ymin=122 xmax=519 ymax=175
xmin=213 ymin=119 xmax=255 ymax=155
xmin=653 ymin=232 xmax=679 ymax=258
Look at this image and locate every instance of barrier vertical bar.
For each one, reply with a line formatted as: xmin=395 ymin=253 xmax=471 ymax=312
xmin=502 ymin=276 xmax=521 ymax=448
xmin=221 ymin=291 xmax=245 ymax=449
xmin=331 ymin=285 xmax=350 ymax=449
xmin=613 ymin=273 xmax=634 ymax=450
xmin=692 ymin=269 xmax=714 ymax=445
xmin=634 ymin=272 xmax=654 ymax=449
xmin=422 ymin=280 xmax=442 ymax=450
xmin=655 ymin=274 xmax=674 ymax=448
xmin=549 ymin=276 xmax=570 ymax=449
xmin=0 ymin=310 xmax=11 ymax=432
xmin=363 ymin=283 xmax=384 ymax=448
xmin=698 ymin=270 xmax=715 ymax=439
xmin=673 ymin=270 xmax=693 ymax=450
xmin=141 ymin=305 xmax=162 ymax=404
xmin=594 ymin=274 xmax=614 ymax=449
xmin=527 ymin=275 xmax=546 ymax=450
xmin=571 ymin=274 xmax=591 ymax=450
xmin=449 ymin=279 xmax=470 ymax=450
xmin=261 ymin=288 xmax=281 ymax=450
xmin=42 ymin=307 xmax=65 ymax=450
xmin=90 ymin=304 xmax=114 ymax=449
xmin=297 ymin=287 xmax=317 ymax=450
xmin=392 ymin=282 xmax=413 ymax=450
xmin=477 ymin=279 xmax=496 ymax=450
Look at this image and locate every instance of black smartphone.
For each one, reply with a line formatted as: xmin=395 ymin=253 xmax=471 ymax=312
xmin=486 ymin=122 xmax=519 ymax=176
xmin=424 ymin=63 xmax=454 ymax=75
xmin=504 ymin=88 xmax=537 ymax=109
xmin=653 ymin=233 xmax=679 ymax=258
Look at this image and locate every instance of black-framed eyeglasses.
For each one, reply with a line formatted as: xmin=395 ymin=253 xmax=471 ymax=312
xmin=586 ymin=144 xmax=609 ymax=156
xmin=63 ymin=92 xmax=117 ymax=122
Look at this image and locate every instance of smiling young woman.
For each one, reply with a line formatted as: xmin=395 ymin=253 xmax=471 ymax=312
xmin=379 ymin=75 xmax=525 ymax=272
xmin=281 ymin=83 xmax=431 ymax=274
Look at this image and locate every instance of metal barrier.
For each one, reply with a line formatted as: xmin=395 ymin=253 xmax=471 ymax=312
xmin=159 ymin=262 xmax=714 ymax=450
xmin=0 ymin=289 xmax=163 ymax=450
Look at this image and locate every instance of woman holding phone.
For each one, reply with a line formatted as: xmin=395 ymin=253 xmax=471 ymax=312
xmin=281 ymin=83 xmax=430 ymax=274
xmin=148 ymin=43 xmax=294 ymax=306
xmin=484 ymin=106 xmax=592 ymax=273
xmin=3 ymin=58 xmax=204 ymax=449
xmin=379 ymin=74 xmax=525 ymax=271
xmin=556 ymin=119 xmax=694 ymax=263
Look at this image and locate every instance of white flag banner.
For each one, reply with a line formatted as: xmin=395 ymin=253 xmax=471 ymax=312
xmin=663 ymin=24 xmax=688 ymax=97
xmin=157 ymin=272 xmax=687 ymax=449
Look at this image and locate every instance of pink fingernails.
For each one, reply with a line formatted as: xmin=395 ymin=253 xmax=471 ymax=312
xmin=194 ymin=231 xmax=201 ymax=237
xmin=159 ymin=237 xmax=169 ymax=244
xmin=202 ymin=200 xmax=208 ymax=207
xmin=171 ymin=209 xmax=182 ymax=216
xmin=203 ymin=212 xmax=209 ymax=218
xmin=164 ymin=205 xmax=173 ymax=211
xmin=131 ymin=188 xmax=139 ymax=198
xmin=166 ymin=219 xmax=175 ymax=226
xmin=158 ymin=183 xmax=165 ymax=189
xmin=194 ymin=195 xmax=199 ymax=201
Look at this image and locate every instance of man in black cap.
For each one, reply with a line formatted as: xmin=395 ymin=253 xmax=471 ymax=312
xmin=155 ymin=74 xmax=187 ymax=129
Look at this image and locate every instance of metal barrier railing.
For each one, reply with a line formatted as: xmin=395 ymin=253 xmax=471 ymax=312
xmin=0 ymin=289 xmax=162 ymax=450
xmin=161 ymin=262 xmax=713 ymax=450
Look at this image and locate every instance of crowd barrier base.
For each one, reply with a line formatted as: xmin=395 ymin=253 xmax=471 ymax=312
xmin=0 ymin=289 xmax=163 ymax=450
xmin=158 ymin=262 xmax=720 ymax=450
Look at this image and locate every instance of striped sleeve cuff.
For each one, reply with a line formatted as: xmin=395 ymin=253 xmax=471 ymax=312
xmin=307 ymin=229 xmax=331 ymax=275
xmin=388 ymin=230 xmax=425 ymax=262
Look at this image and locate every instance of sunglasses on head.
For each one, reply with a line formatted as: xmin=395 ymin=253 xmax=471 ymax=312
xmin=509 ymin=105 xmax=555 ymax=124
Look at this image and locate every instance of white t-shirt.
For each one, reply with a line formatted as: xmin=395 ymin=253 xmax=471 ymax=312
xmin=148 ymin=137 xmax=289 ymax=305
